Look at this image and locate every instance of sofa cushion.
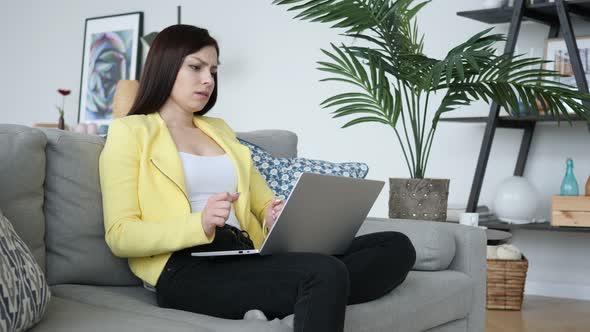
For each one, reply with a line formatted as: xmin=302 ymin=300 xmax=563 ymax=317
xmin=357 ymin=218 xmax=456 ymax=271
xmin=239 ymin=138 xmax=369 ymax=200
xmin=50 ymin=270 xmax=472 ymax=332
xmin=236 ymin=130 xmax=297 ymax=158
xmin=49 ymin=285 xmax=293 ymax=332
xmin=40 ymin=129 xmax=140 ymax=286
xmin=29 ymin=297 xmax=213 ymax=332
xmin=0 ymin=209 xmax=51 ymax=332
xmin=0 ymin=124 xmax=46 ymax=270
xmin=344 ymin=270 xmax=472 ymax=332
xmin=425 ymin=319 xmax=467 ymax=332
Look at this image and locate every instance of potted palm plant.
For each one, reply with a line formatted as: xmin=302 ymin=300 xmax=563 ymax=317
xmin=273 ymin=0 xmax=590 ymax=221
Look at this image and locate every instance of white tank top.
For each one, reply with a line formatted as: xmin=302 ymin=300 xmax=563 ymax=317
xmin=144 ymin=151 xmax=241 ymax=292
xmin=178 ymin=152 xmax=241 ymax=230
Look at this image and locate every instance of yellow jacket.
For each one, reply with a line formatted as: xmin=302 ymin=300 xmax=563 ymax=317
xmin=99 ymin=113 xmax=275 ymax=286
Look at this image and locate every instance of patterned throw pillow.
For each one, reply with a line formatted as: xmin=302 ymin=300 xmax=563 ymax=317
xmin=0 ymin=209 xmax=51 ymax=332
xmin=238 ymin=138 xmax=369 ymax=200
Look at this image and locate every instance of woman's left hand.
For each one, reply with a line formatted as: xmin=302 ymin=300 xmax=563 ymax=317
xmin=264 ymin=198 xmax=285 ymax=231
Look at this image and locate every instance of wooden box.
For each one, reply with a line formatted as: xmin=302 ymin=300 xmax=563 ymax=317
xmin=551 ymin=196 xmax=590 ymax=227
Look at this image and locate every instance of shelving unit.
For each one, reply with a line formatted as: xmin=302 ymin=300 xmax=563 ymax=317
xmin=479 ymin=221 xmax=590 ymax=233
xmin=443 ymin=0 xmax=590 ymax=232
xmin=441 ymin=114 xmax=587 ymax=126
xmin=457 ymin=0 xmax=590 ymax=25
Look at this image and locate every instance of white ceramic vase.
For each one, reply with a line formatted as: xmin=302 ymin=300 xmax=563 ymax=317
xmin=492 ymin=176 xmax=540 ymax=224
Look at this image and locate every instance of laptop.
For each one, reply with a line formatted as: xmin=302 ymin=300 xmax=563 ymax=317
xmin=191 ymin=173 xmax=384 ymax=257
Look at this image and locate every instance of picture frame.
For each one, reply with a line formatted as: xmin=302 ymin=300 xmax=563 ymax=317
xmin=543 ymin=36 xmax=590 ymax=89
xmin=78 ymin=12 xmax=143 ymax=127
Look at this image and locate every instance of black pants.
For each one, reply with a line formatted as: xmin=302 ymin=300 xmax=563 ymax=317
xmin=156 ymin=231 xmax=416 ymax=332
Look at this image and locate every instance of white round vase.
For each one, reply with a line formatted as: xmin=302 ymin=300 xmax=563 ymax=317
xmin=493 ymin=176 xmax=539 ymax=224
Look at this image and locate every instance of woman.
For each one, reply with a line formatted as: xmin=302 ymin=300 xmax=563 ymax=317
xmin=99 ymin=24 xmax=416 ymax=332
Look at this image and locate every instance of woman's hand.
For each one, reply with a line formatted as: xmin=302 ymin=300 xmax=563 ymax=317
xmin=264 ymin=198 xmax=285 ymax=231
xmin=202 ymin=192 xmax=240 ymax=237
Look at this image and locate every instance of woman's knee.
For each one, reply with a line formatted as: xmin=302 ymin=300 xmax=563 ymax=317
xmin=302 ymin=254 xmax=349 ymax=290
xmin=390 ymin=231 xmax=415 ymax=250
xmin=379 ymin=231 xmax=417 ymax=269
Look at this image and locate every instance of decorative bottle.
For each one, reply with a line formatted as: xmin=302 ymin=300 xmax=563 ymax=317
xmin=560 ymin=158 xmax=579 ymax=196
xmin=585 ymin=176 xmax=590 ymax=196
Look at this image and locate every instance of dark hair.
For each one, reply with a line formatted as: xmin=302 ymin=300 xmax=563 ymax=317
xmin=127 ymin=24 xmax=219 ymax=116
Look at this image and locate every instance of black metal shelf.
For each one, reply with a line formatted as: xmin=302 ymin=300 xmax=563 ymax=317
xmin=440 ymin=114 xmax=587 ymax=128
xmin=479 ymin=219 xmax=590 ymax=233
xmin=451 ymin=0 xmax=590 ymax=218
xmin=440 ymin=114 xmax=586 ymax=122
xmin=458 ymin=0 xmax=590 ymax=25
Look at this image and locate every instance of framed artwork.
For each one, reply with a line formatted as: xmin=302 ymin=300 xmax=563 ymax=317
xmin=544 ymin=36 xmax=590 ymax=89
xmin=78 ymin=12 xmax=143 ymax=126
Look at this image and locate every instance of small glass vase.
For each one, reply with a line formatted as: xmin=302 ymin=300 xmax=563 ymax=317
xmin=560 ymin=158 xmax=579 ymax=196
xmin=58 ymin=115 xmax=65 ymax=130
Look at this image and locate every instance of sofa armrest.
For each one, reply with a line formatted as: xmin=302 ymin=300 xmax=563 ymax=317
xmin=359 ymin=217 xmax=486 ymax=332
xmin=359 ymin=218 xmax=459 ymax=271
xmin=445 ymin=221 xmax=486 ymax=332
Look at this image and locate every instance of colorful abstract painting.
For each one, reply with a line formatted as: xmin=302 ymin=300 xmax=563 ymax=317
xmin=85 ymin=30 xmax=132 ymax=120
xmin=79 ymin=12 xmax=142 ymax=126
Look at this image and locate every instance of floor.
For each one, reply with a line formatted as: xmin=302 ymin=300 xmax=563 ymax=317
xmin=486 ymin=295 xmax=590 ymax=332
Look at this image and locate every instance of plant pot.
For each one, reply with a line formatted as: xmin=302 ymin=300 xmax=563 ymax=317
xmin=389 ymin=178 xmax=450 ymax=222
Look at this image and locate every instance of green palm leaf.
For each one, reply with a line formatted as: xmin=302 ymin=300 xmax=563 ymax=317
xmin=430 ymin=49 xmax=590 ymax=126
xmin=316 ymin=44 xmax=396 ymax=127
xmin=273 ymin=0 xmax=393 ymax=33
xmin=342 ymin=116 xmax=390 ymax=128
xmin=274 ymin=0 xmax=590 ymax=178
xmin=428 ymin=28 xmax=503 ymax=89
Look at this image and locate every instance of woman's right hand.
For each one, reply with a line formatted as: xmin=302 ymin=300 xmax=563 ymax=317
xmin=201 ymin=192 xmax=240 ymax=237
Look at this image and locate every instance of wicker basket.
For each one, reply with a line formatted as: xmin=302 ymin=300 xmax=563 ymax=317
xmin=486 ymin=255 xmax=528 ymax=310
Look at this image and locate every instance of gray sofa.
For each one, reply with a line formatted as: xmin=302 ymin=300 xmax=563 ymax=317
xmin=0 ymin=124 xmax=486 ymax=332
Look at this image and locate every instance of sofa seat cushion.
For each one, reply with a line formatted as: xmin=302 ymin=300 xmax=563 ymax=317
xmin=28 ymin=297 xmax=214 ymax=332
xmin=425 ymin=319 xmax=467 ymax=332
xmin=49 ymin=285 xmax=293 ymax=332
xmin=358 ymin=218 xmax=456 ymax=271
xmin=0 ymin=125 xmax=47 ymax=270
xmin=344 ymin=270 xmax=473 ymax=332
xmin=51 ymin=270 xmax=472 ymax=332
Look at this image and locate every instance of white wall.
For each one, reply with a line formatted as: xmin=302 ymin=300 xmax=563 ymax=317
xmin=2 ymin=0 xmax=590 ymax=300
